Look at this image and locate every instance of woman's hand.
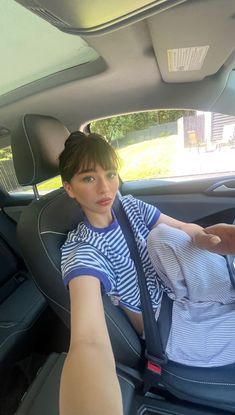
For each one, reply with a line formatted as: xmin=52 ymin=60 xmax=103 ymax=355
xmin=193 ymin=223 xmax=235 ymax=255
xmin=155 ymin=213 xmax=235 ymax=255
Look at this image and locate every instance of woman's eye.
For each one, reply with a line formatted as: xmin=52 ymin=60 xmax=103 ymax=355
xmin=82 ymin=176 xmax=94 ymax=183
xmin=107 ymin=172 xmax=117 ymax=179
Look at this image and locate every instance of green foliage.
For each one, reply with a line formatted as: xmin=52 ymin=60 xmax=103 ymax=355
xmin=90 ymin=110 xmax=195 ymax=142
xmin=0 ymin=146 xmax=12 ymax=160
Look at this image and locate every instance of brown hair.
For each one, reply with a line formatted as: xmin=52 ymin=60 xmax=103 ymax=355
xmin=59 ymin=131 xmax=121 ymax=182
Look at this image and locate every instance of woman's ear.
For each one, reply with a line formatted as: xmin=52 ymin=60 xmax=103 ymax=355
xmin=63 ymin=181 xmax=75 ymax=199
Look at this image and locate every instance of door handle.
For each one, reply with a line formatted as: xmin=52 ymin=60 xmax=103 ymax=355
xmin=205 ymin=180 xmax=235 ymax=196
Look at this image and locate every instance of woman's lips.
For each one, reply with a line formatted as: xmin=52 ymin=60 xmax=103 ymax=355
xmin=96 ymin=198 xmax=112 ymax=206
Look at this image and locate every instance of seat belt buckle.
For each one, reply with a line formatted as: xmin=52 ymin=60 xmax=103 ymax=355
xmin=145 ymin=350 xmax=168 ymax=367
xmin=143 ymin=359 xmax=163 ymax=393
xmin=147 ymin=360 xmax=162 ymax=375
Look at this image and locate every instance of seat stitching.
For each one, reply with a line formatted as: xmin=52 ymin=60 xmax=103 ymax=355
xmin=30 ymin=279 xmax=70 ymax=313
xmin=40 ymin=231 xmax=66 ymax=235
xmin=117 ymin=374 xmax=135 ymax=388
xmin=105 ymin=312 xmax=141 ymax=357
xmin=0 ymin=299 xmax=44 ymax=349
xmin=163 ymin=368 xmax=235 ymax=386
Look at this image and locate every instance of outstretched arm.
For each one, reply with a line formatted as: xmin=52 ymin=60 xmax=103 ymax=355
xmin=59 ymin=276 xmax=123 ymax=415
xmin=155 ymin=213 xmax=235 ymax=255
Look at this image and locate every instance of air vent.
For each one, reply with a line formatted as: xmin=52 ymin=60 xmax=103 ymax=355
xmin=29 ymin=7 xmax=71 ymax=28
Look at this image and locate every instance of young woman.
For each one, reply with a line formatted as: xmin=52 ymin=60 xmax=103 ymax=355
xmin=58 ymin=131 xmax=235 ymax=415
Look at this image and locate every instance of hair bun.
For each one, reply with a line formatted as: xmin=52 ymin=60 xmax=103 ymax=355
xmin=64 ymin=131 xmax=86 ymax=148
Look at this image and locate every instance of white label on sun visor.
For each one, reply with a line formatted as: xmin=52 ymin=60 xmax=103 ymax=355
xmin=167 ymin=46 xmax=209 ymax=72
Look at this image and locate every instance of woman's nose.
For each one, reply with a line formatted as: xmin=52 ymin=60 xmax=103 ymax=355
xmin=97 ymin=177 xmax=109 ymax=193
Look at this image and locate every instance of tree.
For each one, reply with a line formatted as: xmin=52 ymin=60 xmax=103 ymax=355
xmin=90 ymin=110 xmax=195 ymax=142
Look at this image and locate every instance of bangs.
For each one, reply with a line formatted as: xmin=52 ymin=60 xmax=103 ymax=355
xmin=59 ymin=132 xmax=121 ymax=182
xmin=75 ymin=140 xmax=120 ymax=174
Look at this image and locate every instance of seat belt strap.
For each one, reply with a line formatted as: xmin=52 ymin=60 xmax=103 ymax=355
xmin=113 ymin=197 xmax=168 ymax=366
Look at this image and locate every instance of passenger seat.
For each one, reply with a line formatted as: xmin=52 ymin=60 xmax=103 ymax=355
xmin=0 ymin=205 xmax=46 ymax=370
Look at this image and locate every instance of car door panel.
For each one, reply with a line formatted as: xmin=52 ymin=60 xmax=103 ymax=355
xmin=121 ymin=176 xmax=235 ymax=226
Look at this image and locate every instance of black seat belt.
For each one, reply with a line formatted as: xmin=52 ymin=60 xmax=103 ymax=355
xmin=113 ymin=197 xmax=168 ymax=369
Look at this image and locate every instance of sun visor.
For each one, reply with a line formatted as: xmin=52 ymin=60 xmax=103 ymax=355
xmin=148 ymin=0 xmax=235 ymax=82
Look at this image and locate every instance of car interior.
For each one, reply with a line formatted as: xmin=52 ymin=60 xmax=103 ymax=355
xmin=1 ymin=0 xmax=235 ymax=414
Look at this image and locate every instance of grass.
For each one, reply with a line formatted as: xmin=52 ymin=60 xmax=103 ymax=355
xmin=38 ymin=175 xmax=62 ymax=191
xmin=35 ymin=135 xmax=178 ymax=191
xmin=118 ymin=135 xmax=178 ymax=181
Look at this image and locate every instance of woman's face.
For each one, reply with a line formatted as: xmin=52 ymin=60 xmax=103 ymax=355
xmin=64 ymin=163 xmax=119 ymax=227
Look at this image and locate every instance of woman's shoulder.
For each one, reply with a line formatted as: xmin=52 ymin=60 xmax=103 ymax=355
xmin=120 ymin=194 xmax=146 ymax=213
xmin=119 ymin=193 xmax=136 ymax=206
xmin=63 ymin=221 xmax=91 ymax=245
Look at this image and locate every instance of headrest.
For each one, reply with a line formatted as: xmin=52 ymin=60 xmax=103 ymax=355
xmin=11 ymin=114 xmax=70 ymax=186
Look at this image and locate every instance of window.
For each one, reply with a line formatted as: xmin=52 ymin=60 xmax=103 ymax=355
xmin=0 ymin=142 xmax=62 ymax=195
xmin=90 ymin=110 xmax=235 ymax=181
xmin=0 ymin=1 xmax=98 ymax=96
xmin=2 ymin=109 xmax=234 ymax=196
xmin=0 ymin=144 xmax=26 ymax=193
xmin=37 ymin=176 xmax=62 ymax=194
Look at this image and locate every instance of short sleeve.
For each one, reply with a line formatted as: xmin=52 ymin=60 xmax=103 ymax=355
xmin=133 ymin=197 xmax=160 ymax=229
xmin=61 ymin=243 xmax=113 ymax=293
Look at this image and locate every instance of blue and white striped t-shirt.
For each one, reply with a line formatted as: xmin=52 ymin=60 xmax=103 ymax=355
xmin=61 ymin=195 xmax=163 ymax=313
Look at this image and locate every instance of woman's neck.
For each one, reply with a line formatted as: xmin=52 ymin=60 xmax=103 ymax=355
xmin=85 ymin=211 xmax=113 ymax=229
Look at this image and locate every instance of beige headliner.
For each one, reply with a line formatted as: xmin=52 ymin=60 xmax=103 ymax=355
xmin=1 ymin=0 xmax=235 ymax=136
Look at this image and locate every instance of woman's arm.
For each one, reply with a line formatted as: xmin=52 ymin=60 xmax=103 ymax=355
xmin=154 ymin=213 xmax=235 ymax=255
xmin=59 ymin=276 xmax=123 ymax=415
xmin=154 ymin=213 xmax=215 ymax=242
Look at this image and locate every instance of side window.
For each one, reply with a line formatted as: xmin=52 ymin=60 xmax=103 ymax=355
xmin=37 ymin=176 xmax=62 ymax=194
xmin=0 ymin=142 xmax=62 ymax=195
xmin=0 ymin=144 xmax=27 ymax=193
xmin=90 ymin=110 xmax=235 ymax=181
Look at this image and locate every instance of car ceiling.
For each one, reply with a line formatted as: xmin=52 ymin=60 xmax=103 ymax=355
xmin=1 ymin=0 xmax=235 ymax=139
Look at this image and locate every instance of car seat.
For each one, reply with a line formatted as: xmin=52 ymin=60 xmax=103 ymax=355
xmin=10 ymin=114 xmax=142 ymax=369
xmin=0 ymin=193 xmax=46 ymax=371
